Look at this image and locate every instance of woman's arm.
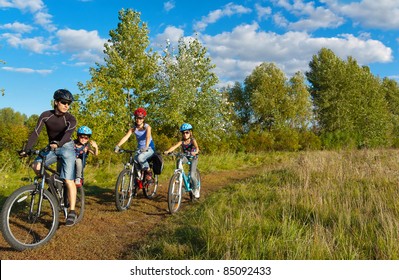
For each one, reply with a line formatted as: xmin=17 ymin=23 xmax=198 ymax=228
xmin=145 ymin=125 xmax=152 ymax=150
xmin=115 ymin=128 xmax=133 ymax=152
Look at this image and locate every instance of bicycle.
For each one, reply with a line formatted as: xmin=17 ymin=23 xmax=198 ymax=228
xmin=0 ymin=147 xmax=85 ymax=251
xmin=166 ymin=152 xmax=201 ymax=214
xmin=114 ymin=149 xmax=159 ymax=211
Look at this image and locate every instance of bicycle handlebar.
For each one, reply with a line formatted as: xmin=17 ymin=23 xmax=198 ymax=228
xmin=165 ymin=152 xmax=195 ymax=161
xmin=18 ymin=146 xmax=52 ymax=158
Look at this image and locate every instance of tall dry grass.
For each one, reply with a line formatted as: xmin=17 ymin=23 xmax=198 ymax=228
xmin=131 ymin=149 xmax=399 ymax=259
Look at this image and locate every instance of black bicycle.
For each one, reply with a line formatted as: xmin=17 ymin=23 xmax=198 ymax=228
xmin=114 ymin=149 xmax=159 ymax=211
xmin=0 ymin=147 xmax=85 ymax=251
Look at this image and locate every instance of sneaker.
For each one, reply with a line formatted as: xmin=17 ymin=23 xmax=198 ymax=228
xmin=75 ymin=178 xmax=83 ymax=187
xmin=145 ymin=169 xmax=153 ymax=181
xmin=65 ymin=211 xmax=76 ymax=226
xmin=193 ymin=187 xmax=200 ymax=199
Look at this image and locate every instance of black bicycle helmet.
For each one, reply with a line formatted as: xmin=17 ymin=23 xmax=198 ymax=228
xmin=53 ymin=89 xmax=73 ymax=102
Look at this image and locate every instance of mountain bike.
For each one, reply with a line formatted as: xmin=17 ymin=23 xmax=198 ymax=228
xmin=114 ymin=149 xmax=159 ymax=211
xmin=0 ymin=147 xmax=85 ymax=251
xmin=166 ymin=152 xmax=201 ymax=214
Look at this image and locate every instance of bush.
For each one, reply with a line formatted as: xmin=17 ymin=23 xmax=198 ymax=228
xmin=298 ymin=131 xmax=321 ymax=151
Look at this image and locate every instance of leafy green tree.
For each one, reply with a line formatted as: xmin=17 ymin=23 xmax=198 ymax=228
xmin=382 ymin=78 xmax=399 ymax=141
xmin=287 ymin=72 xmax=313 ymax=130
xmin=0 ymin=108 xmax=28 ymax=151
xmin=225 ymin=81 xmax=253 ymax=134
xmin=155 ymin=37 xmax=228 ymax=150
xmin=77 ymin=9 xmax=159 ymax=148
xmin=244 ymin=62 xmax=291 ymax=131
xmin=307 ymin=48 xmax=391 ymax=148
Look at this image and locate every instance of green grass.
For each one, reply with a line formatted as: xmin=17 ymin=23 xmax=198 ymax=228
xmin=2 ymin=150 xmax=399 ymax=259
xmin=128 ymin=149 xmax=399 ymax=260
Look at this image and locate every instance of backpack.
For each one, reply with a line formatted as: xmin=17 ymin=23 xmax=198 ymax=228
xmin=150 ymin=152 xmax=164 ymax=175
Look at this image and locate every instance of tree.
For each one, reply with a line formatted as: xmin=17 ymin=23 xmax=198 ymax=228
xmin=77 ymin=9 xmax=159 ymax=148
xmin=306 ymin=48 xmax=391 ymax=148
xmin=382 ymin=78 xmax=399 ymax=140
xmin=287 ymin=72 xmax=313 ymax=130
xmin=155 ymin=37 xmax=228 ymax=149
xmin=244 ymin=62 xmax=291 ymax=131
xmin=0 ymin=108 xmax=28 ymax=151
xmin=226 ymin=81 xmax=253 ymax=134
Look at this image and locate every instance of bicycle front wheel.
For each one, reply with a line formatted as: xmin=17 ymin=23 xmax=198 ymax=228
xmin=168 ymin=173 xmax=183 ymax=214
xmin=143 ymin=174 xmax=158 ymax=199
xmin=0 ymin=185 xmax=59 ymax=251
xmin=115 ymin=169 xmax=134 ymax=211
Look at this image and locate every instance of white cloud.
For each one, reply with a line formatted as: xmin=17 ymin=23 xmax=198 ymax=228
xmin=255 ymin=4 xmax=272 ymax=21
xmin=1 ymin=32 xmax=53 ymax=53
xmin=325 ymin=0 xmax=399 ymax=29
xmin=164 ymin=1 xmax=175 ymax=12
xmin=56 ymin=28 xmax=106 ymax=63
xmin=193 ymin=2 xmax=252 ymax=32
xmin=273 ymin=0 xmax=345 ymax=31
xmin=34 ymin=11 xmax=56 ymax=32
xmin=2 ymin=66 xmax=52 ymax=75
xmin=201 ymin=22 xmax=392 ymax=83
xmin=0 ymin=0 xmax=44 ymax=13
xmin=154 ymin=25 xmax=185 ymax=47
xmin=0 ymin=22 xmax=34 ymax=33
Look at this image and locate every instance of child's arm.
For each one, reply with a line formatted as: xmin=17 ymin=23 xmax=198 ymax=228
xmin=164 ymin=142 xmax=182 ymax=154
xmin=89 ymin=140 xmax=99 ymax=156
xmin=192 ymin=139 xmax=200 ymax=156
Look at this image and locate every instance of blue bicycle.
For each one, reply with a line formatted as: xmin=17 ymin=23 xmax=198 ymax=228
xmin=166 ymin=152 xmax=201 ymax=214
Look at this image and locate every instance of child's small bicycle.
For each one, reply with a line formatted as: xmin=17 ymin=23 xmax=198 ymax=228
xmin=114 ymin=149 xmax=159 ymax=211
xmin=166 ymin=152 xmax=201 ymax=214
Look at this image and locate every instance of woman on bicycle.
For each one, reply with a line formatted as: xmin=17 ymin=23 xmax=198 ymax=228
xmin=19 ymin=89 xmax=78 ymax=226
xmin=74 ymin=126 xmax=99 ymax=187
xmin=164 ymin=123 xmax=200 ymax=198
xmin=114 ymin=107 xmax=155 ymax=183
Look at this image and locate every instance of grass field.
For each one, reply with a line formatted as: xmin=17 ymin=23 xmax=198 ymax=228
xmin=1 ymin=149 xmax=399 ymax=259
xmin=127 ymin=149 xmax=399 ymax=260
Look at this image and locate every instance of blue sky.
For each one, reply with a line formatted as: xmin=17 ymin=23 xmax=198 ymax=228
xmin=0 ymin=0 xmax=398 ymax=117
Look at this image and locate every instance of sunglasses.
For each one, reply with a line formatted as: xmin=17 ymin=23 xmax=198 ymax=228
xmin=135 ymin=117 xmax=144 ymax=120
xmin=59 ymin=100 xmax=71 ymax=106
xmin=182 ymin=131 xmax=190 ymax=135
xmin=79 ymin=135 xmax=90 ymax=139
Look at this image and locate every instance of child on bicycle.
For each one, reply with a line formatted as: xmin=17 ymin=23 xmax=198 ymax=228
xmin=74 ymin=126 xmax=99 ymax=187
xmin=164 ymin=123 xmax=200 ymax=198
xmin=114 ymin=107 xmax=155 ymax=184
xmin=19 ymin=89 xmax=78 ymax=226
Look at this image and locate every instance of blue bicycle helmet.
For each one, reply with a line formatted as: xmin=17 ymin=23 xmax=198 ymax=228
xmin=77 ymin=126 xmax=92 ymax=136
xmin=180 ymin=123 xmax=193 ymax=132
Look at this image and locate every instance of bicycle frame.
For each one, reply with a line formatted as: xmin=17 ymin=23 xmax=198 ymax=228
xmin=174 ymin=156 xmax=193 ymax=192
xmin=115 ymin=149 xmax=159 ymax=211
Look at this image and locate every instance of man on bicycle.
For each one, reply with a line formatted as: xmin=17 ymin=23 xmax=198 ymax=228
xmin=20 ymin=89 xmax=78 ymax=226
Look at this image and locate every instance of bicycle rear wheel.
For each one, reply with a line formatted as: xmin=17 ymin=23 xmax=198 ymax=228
xmin=115 ymin=169 xmax=134 ymax=211
xmin=143 ymin=174 xmax=158 ymax=199
xmin=0 ymin=184 xmax=59 ymax=251
xmin=168 ymin=173 xmax=183 ymax=214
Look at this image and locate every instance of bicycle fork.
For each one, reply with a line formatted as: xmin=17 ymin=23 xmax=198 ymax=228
xmin=29 ymin=179 xmax=45 ymax=222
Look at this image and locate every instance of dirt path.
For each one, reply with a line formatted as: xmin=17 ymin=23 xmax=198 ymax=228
xmin=0 ymin=167 xmax=258 ymax=260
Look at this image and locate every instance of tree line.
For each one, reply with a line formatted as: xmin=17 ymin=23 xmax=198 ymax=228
xmin=1 ymin=9 xmax=399 ymax=165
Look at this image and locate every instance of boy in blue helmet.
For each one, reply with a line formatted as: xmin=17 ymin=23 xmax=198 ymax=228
xmin=164 ymin=123 xmax=200 ymax=198
xmin=74 ymin=126 xmax=99 ymax=187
